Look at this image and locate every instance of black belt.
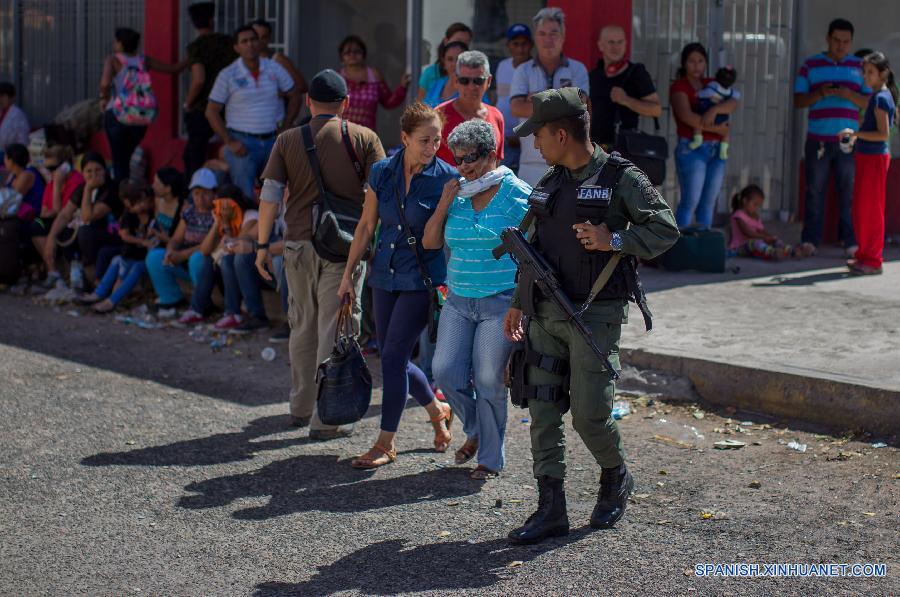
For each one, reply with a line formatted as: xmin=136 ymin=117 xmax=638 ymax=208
xmin=228 ymin=128 xmax=276 ymax=140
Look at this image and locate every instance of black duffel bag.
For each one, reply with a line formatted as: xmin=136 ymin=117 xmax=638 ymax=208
xmin=302 ymin=120 xmax=369 ymax=263
xmin=316 ymin=297 xmax=373 ymax=426
xmin=615 ymin=124 xmax=668 ymax=186
xmin=612 ymin=64 xmax=668 ymax=186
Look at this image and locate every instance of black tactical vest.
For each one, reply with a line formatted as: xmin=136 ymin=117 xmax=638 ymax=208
xmin=530 ymin=155 xmax=632 ymax=303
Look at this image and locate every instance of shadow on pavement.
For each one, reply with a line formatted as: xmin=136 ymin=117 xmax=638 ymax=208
xmin=178 ymin=455 xmax=479 ymax=518
xmin=252 ymin=530 xmax=592 ymax=596
xmin=640 ymin=246 xmax=898 ymax=293
xmin=749 ymin=270 xmax=852 ymax=287
xmin=80 ymin=415 xmax=307 ymax=467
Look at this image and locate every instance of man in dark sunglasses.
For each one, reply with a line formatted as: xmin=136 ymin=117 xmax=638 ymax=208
xmin=435 ymin=50 xmax=505 ymax=166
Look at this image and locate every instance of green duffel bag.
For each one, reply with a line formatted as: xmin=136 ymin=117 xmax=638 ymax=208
xmin=658 ymin=227 xmax=726 ymax=273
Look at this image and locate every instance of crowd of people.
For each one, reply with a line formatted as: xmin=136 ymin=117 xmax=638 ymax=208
xmin=0 ymin=4 xmax=895 ymax=544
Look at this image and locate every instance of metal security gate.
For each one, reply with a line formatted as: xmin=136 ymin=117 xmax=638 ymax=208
xmin=181 ymin=0 xmax=289 ymax=54
xmin=631 ymin=0 xmax=796 ymax=220
xmin=0 ymin=0 xmax=144 ymax=126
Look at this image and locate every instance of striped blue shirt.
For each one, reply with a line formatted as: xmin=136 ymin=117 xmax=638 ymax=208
xmin=445 ymin=167 xmax=530 ymax=298
xmin=794 ymin=53 xmax=871 ymax=141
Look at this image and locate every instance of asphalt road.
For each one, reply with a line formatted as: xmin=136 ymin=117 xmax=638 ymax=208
xmin=0 ymin=294 xmax=897 ymax=596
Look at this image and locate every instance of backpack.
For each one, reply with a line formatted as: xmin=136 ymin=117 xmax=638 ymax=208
xmin=111 ymin=54 xmax=158 ymax=126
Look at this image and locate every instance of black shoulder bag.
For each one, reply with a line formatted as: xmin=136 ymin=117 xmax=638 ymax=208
xmin=302 ymin=121 xmax=369 ymax=263
xmin=315 ymin=296 xmax=373 ymax=426
xmin=392 ymin=188 xmax=443 ymax=343
xmin=613 ymin=64 xmax=669 ymax=186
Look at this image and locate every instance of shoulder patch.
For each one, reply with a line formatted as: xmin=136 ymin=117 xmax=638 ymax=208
xmin=641 ymin=181 xmax=664 ymax=205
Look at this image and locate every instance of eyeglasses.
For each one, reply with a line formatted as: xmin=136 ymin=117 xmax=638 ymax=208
xmin=457 ymin=76 xmax=487 ymax=86
xmin=342 ymin=48 xmax=363 ymax=55
xmin=453 ymin=150 xmax=486 ymax=165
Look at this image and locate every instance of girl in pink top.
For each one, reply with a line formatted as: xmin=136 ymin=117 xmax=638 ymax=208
xmin=730 ymin=184 xmax=814 ymax=260
xmin=339 ymin=35 xmax=409 ymax=130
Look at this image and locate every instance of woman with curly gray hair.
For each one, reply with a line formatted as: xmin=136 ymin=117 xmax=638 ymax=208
xmin=423 ymin=119 xmax=531 ymax=479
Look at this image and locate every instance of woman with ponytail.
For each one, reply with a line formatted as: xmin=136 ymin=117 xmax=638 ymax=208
xmin=840 ymin=51 xmax=897 ymax=275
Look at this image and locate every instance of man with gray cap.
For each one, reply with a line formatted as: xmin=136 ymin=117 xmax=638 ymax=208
xmin=255 ymin=69 xmax=385 ymax=439
xmin=502 ymin=87 xmax=679 ymax=544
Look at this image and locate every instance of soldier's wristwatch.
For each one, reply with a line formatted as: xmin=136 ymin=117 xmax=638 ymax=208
xmin=610 ymin=231 xmax=623 ymax=252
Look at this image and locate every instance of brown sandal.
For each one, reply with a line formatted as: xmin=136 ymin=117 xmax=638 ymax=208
xmin=430 ymin=402 xmax=453 ymax=453
xmin=351 ymin=444 xmax=397 ymax=469
xmin=454 ymin=439 xmax=478 ymax=465
xmin=470 ymin=465 xmax=499 ymax=480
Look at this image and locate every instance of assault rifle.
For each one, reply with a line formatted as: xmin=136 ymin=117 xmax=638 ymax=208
xmin=496 ymin=227 xmax=619 ymax=380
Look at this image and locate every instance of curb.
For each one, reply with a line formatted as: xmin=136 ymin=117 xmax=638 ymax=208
xmin=621 ymin=348 xmax=900 ymax=437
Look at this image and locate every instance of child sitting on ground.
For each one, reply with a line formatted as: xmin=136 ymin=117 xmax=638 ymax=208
xmin=729 ymin=184 xmax=815 ymax=260
xmin=691 ymin=65 xmax=741 ymax=159
xmin=77 ymin=182 xmax=155 ymax=312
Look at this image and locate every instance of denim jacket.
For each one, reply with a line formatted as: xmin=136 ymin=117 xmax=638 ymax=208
xmin=367 ymin=149 xmax=458 ymax=292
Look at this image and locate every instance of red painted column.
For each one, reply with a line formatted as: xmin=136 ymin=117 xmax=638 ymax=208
xmin=142 ymin=0 xmax=184 ymax=173
xmin=552 ymin=0 xmax=633 ymax=67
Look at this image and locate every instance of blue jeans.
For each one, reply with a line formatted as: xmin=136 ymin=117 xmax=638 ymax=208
xmin=371 ymin=288 xmax=435 ymax=433
xmin=674 ymin=139 xmax=727 ymax=228
xmin=432 ymin=290 xmax=514 ymax=472
xmin=213 ymin=254 xmax=245 ymax=316
xmin=145 ymin=247 xmax=216 ymax=313
xmin=802 ymin=139 xmax=856 ymax=247
xmin=94 ymin=255 xmax=146 ymax=305
xmin=223 ymin=131 xmax=276 ymax=199
xmin=219 ymin=251 xmax=288 ymax=320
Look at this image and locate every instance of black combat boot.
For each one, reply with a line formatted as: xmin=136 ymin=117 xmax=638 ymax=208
xmin=590 ymin=464 xmax=634 ymax=529
xmin=507 ymin=475 xmax=569 ymax=545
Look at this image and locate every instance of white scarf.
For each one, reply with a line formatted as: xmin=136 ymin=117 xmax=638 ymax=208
xmin=457 ymin=166 xmax=510 ymax=198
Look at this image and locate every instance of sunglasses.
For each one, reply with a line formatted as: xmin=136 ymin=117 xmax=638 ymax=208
xmin=45 ymin=163 xmax=60 ymax=172
xmin=457 ymin=76 xmax=487 ymax=86
xmin=453 ymin=150 xmax=486 ymax=165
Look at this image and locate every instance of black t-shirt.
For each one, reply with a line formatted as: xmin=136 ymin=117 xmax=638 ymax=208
xmin=120 ymin=212 xmax=150 ymax=261
xmin=186 ymin=33 xmax=238 ymax=111
xmin=71 ymin=183 xmax=123 ymax=229
xmin=588 ymin=61 xmax=657 ymax=146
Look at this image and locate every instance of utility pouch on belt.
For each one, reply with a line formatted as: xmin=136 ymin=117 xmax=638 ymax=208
xmin=507 ymin=324 xmax=570 ymax=413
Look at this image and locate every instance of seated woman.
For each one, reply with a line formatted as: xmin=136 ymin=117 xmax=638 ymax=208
xmin=150 ymin=167 xmax=185 ymax=244
xmin=145 ymin=167 xmax=216 ymax=318
xmin=40 ymin=151 xmax=121 ymax=290
xmin=197 ymin=183 xmax=260 ymax=331
xmin=77 ymin=182 xmax=155 ymax=312
xmin=29 ymin=144 xmax=84 ymax=287
xmin=4 ymin=143 xmax=45 ymax=222
xmin=423 ymin=119 xmax=530 ymax=479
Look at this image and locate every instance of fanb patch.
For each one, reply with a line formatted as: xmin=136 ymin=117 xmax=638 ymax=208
xmin=576 ymin=185 xmax=612 ymax=202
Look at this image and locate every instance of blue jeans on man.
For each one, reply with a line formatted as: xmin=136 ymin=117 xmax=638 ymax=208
xmin=432 ymin=291 xmax=514 ymax=473
xmin=674 ymin=139 xmax=727 ymax=228
xmin=223 ymin=130 xmax=276 ymax=199
xmin=802 ymin=139 xmax=856 ymax=247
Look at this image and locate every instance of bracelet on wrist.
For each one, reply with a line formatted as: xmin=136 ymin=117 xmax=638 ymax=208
xmin=256 ymin=241 xmax=270 ymax=250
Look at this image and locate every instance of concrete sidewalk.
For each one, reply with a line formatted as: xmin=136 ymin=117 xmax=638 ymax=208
xmin=622 ymin=245 xmax=900 ymax=436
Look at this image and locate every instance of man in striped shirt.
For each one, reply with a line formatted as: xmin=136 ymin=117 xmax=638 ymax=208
xmin=794 ymin=18 xmax=870 ymax=252
xmin=206 ymin=24 xmax=301 ymax=199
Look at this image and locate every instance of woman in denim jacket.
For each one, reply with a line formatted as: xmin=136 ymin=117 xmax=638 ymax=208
xmin=339 ymin=103 xmax=458 ymax=469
